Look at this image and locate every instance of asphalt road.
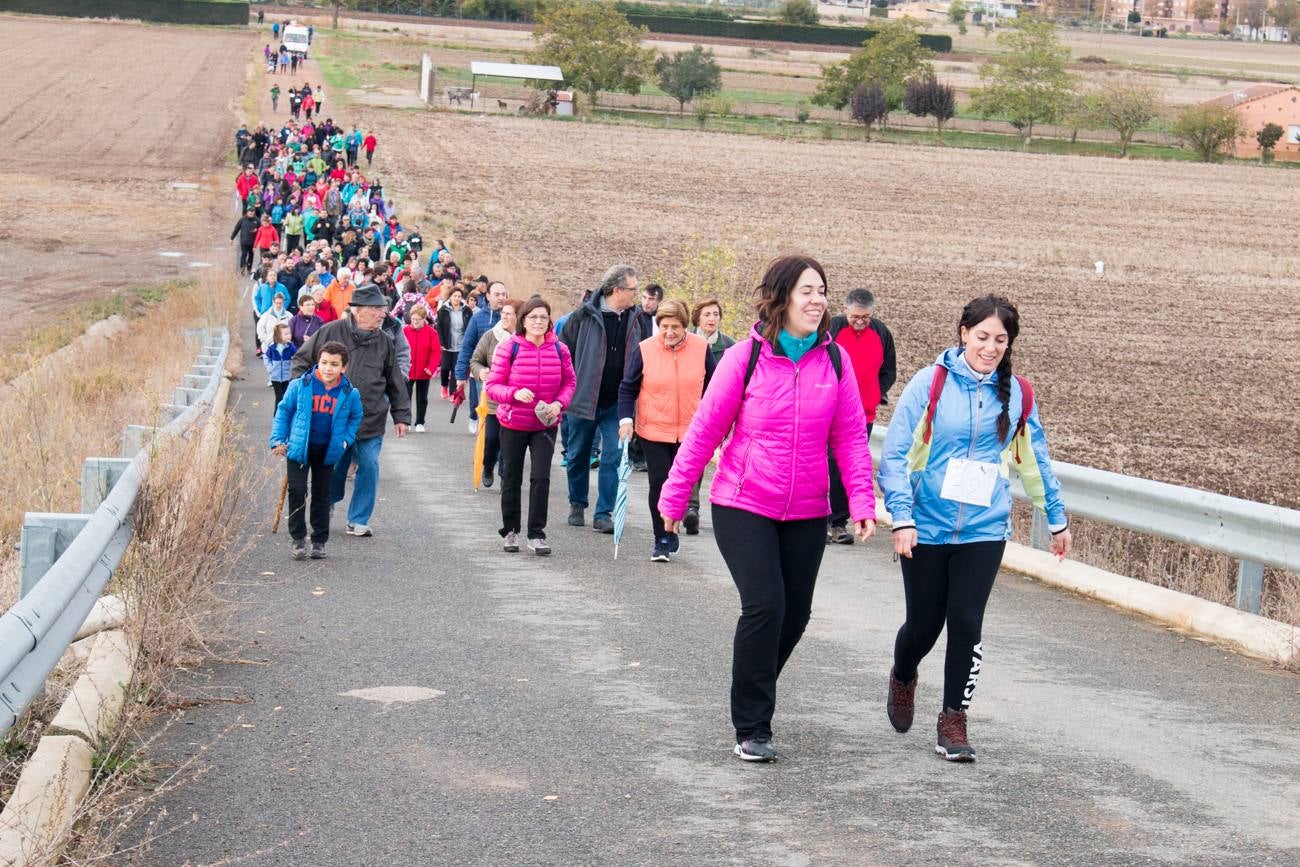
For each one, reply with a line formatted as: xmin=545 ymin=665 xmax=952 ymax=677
xmin=137 ymin=339 xmax=1300 ymax=866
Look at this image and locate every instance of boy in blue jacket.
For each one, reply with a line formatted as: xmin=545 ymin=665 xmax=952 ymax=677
xmin=269 ymin=341 xmax=363 ymax=560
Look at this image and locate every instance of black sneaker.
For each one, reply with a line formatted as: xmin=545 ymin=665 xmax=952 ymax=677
xmin=936 ymin=708 xmax=976 ymax=762
xmin=667 ymin=533 xmax=680 ymax=554
xmin=887 ymin=667 xmax=917 ymax=733
xmin=827 ymin=525 xmax=854 ymax=545
xmin=291 ymin=540 xmax=308 ymax=561
xmin=567 ymin=506 xmax=584 ymax=527
xmin=683 ymin=508 xmax=700 ymax=535
xmin=651 ymin=539 xmax=670 ymax=563
xmin=733 ymin=738 xmax=777 ymax=763
xmin=310 ymin=542 xmax=327 ymax=560
xmin=592 ymin=517 xmax=614 ymax=534
xmin=482 ymin=464 xmax=494 ymax=488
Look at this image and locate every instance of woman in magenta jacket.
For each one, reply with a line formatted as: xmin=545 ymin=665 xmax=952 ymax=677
xmin=486 ymin=297 xmax=576 ymax=557
xmin=659 ymin=255 xmax=877 ymax=763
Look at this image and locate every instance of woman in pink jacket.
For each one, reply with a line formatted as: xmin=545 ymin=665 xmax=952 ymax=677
xmin=486 ymin=297 xmax=576 ymax=557
xmin=659 ymin=255 xmax=877 ymax=763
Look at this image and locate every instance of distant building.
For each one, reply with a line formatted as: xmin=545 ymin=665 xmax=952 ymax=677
xmin=1204 ymin=84 xmax=1300 ymax=159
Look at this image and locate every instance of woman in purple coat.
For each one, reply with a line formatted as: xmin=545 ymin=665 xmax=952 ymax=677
xmin=486 ymin=297 xmax=576 ymax=557
xmin=659 ymin=255 xmax=877 ymax=763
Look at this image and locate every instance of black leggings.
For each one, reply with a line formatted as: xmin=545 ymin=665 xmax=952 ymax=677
xmin=407 ymin=378 xmax=430 ymax=425
xmin=640 ymin=439 xmax=679 ymax=539
xmin=499 ymin=426 xmax=557 ymax=539
xmin=271 ymin=380 xmax=289 ymax=413
xmin=483 ymin=414 xmax=502 ymax=476
xmin=440 ymin=350 xmax=458 ymax=390
xmin=712 ymin=504 xmax=828 ymax=742
xmin=893 ymin=541 xmax=1005 ymax=713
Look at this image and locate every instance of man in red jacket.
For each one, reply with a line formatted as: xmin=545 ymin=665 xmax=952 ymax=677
xmin=827 ymin=287 xmax=896 ymax=545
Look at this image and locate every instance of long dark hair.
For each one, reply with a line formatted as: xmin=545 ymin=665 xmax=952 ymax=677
xmin=754 ymin=255 xmax=830 ymax=346
xmin=958 ymin=294 xmax=1020 ymax=441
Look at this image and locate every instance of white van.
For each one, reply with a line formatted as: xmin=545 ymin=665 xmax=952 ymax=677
xmin=283 ymin=25 xmax=310 ymax=58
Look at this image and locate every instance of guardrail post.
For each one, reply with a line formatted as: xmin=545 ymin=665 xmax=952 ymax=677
xmin=122 ymin=425 xmax=156 ymax=457
xmin=81 ymin=458 xmax=132 ymax=513
xmin=1234 ymin=560 xmax=1265 ymax=614
xmin=1029 ymin=510 xmax=1051 ymax=551
xmin=19 ymin=514 xmax=92 ymax=598
xmin=173 ymin=387 xmax=202 ymax=406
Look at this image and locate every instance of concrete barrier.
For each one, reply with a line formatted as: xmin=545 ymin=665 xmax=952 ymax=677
xmin=48 ymin=630 xmax=136 ymax=744
xmin=0 ymin=736 xmax=93 ymax=865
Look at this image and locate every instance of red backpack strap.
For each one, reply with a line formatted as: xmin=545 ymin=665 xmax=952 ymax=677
xmin=1014 ymin=374 xmax=1034 ymax=436
xmin=921 ymin=366 xmax=947 ymax=445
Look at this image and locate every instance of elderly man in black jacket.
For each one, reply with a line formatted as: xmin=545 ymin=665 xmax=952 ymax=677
xmin=558 ymin=264 xmax=651 ymax=532
xmin=293 ymin=284 xmax=411 ymax=537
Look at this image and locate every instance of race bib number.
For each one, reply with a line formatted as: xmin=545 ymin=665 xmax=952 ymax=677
xmin=939 ymin=458 xmax=999 ymax=508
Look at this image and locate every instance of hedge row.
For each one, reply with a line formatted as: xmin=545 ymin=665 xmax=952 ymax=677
xmin=624 ymin=14 xmax=952 ymax=52
xmin=0 ymin=0 xmax=248 ymax=25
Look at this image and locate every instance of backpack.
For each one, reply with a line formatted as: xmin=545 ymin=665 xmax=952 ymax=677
xmin=919 ymin=366 xmax=1034 ymax=448
xmin=742 ymin=336 xmax=842 ymax=392
xmin=509 ymin=338 xmax=564 ymax=366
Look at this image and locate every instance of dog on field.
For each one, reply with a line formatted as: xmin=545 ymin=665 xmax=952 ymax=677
xmin=497 ymin=100 xmax=508 ymax=110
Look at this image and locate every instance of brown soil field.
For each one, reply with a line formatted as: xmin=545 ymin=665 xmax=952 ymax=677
xmin=359 ymin=106 xmax=1299 ymax=507
xmin=0 ymin=15 xmax=252 ymax=351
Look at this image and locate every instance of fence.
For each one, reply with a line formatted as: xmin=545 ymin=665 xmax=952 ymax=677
xmin=868 ymin=426 xmax=1300 ymax=616
xmin=0 ymin=328 xmax=230 ymax=735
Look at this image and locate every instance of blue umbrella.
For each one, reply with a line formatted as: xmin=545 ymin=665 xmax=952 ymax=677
xmin=612 ymin=437 xmax=632 ymax=559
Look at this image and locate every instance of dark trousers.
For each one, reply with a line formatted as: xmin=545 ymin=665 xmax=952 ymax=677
xmin=365 ymin=149 xmax=375 ymax=166
xmin=641 ymin=439 xmax=680 ymax=539
xmin=711 ymin=504 xmax=828 ymax=742
xmin=439 ymin=350 xmax=457 ymax=391
xmin=238 ymin=243 xmax=254 ymax=272
xmin=894 ymin=541 xmax=1005 ymax=712
xmin=484 ymin=414 xmax=502 ymax=477
xmin=829 ymin=421 xmax=872 ymax=527
xmin=271 ymin=380 xmax=289 ymax=413
xmin=407 ymin=378 xmax=430 ymax=425
xmin=287 ymin=445 xmax=334 ymax=544
xmin=499 ymin=426 xmax=557 ymax=539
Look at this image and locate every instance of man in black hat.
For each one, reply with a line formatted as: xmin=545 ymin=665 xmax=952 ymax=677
xmin=292 ymin=284 xmax=411 ymax=537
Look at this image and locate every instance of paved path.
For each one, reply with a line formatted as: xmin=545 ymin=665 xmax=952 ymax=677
xmin=136 ymin=331 xmax=1300 ymax=866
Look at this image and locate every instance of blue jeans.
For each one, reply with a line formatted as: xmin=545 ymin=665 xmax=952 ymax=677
xmin=565 ymin=404 xmax=621 ymax=520
xmin=330 ymin=435 xmax=384 ymax=526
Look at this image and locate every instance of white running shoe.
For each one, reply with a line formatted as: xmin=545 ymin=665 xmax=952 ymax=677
xmin=345 ymin=524 xmax=372 ymax=537
xmin=468 ymin=418 xmax=479 ymax=435
xmin=414 ymin=423 xmax=426 ymax=432
xmin=503 ymin=531 xmax=519 ymax=552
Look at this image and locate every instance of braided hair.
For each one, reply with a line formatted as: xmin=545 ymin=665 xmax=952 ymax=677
xmin=957 ymin=294 xmax=1020 ymax=442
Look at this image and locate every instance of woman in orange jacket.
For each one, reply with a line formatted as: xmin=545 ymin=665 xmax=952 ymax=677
xmin=617 ymin=300 xmax=717 ymax=563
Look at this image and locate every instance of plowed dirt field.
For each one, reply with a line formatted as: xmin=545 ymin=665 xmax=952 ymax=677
xmin=0 ymin=15 xmax=251 ymax=348
xmin=365 ymin=108 xmax=1299 ymax=506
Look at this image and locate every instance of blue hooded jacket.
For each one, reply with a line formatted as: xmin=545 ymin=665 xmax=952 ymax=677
xmin=453 ymin=305 xmax=501 ymax=382
xmin=879 ymin=347 xmax=1067 ymax=545
xmin=269 ymin=368 xmax=363 ymax=465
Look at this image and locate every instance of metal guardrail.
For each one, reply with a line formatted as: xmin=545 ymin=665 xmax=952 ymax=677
xmin=0 ymin=328 xmax=229 ymax=734
xmin=869 ymin=425 xmax=1300 ymax=615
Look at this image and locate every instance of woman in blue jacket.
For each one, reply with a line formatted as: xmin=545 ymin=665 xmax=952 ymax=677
xmin=269 ymin=341 xmax=364 ymax=560
xmin=878 ymin=294 xmax=1070 ymax=763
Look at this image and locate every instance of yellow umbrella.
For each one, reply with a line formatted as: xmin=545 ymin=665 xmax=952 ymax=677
xmin=471 ymin=385 xmax=489 ymax=490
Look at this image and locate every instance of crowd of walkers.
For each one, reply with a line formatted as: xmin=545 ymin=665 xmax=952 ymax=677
xmin=243 ymin=116 xmax=1072 ymax=766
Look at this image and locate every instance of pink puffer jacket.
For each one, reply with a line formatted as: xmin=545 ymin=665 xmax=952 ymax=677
xmin=485 ymin=332 xmax=576 ymax=432
xmin=659 ymin=325 xmax=875 ymax=524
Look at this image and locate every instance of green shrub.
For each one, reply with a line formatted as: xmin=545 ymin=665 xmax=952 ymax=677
xmin=0 ymin=0 xmax=247 ymax=24
xmin=623 ymin=13 xmax=953 ymax=51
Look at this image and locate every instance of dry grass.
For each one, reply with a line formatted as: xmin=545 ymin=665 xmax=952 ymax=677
xmin=0 ymin=414 xmax=258 ymax=865
xmin=0 ymin=271 xmax=242 ymax=608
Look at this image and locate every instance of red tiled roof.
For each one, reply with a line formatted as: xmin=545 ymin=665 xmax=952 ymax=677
xmin=1204 ymin=84 xmax=1297 ymax=108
